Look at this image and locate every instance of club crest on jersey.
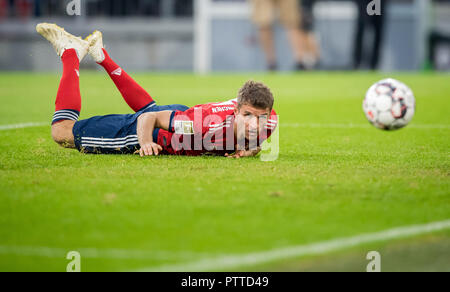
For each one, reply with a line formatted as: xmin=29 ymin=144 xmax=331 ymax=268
xmin=174 ymin=121 xmax=195 ymax=135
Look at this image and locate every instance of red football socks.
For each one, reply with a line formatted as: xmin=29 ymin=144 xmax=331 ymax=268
xmin=52 ymin=49 xmax=81 ymax=125
xmin=99 ymin=49 xmax=154 ymax=112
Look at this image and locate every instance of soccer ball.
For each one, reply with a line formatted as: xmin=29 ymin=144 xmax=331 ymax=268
xmin=363 ymin=78 xmax=416 ymax=131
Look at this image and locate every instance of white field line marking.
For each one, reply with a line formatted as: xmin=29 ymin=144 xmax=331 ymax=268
xmin=0 ymin=245 xmax=211 ymax=261
xmin=142 ymin=219 xmax=450 ymax=272
xmin=282 ymin=123 xmax=450 ymax=129
xmin=0 ymin=122 xmax=47 ymax=131
xmin=0 ymin=122 xmax=448 ymax=132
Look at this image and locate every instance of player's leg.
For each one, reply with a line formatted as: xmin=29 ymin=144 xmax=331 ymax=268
xmin=353 ymin=0 xmax=367 ymax=69
xmin=86 ymin=31 xmax=154 ymax=112
xmin=251 ymin=0 xmax=278 ymax=70
xmin=279 ymin=0 xmax=305 ymax=67
xmin=298 ymin=0 xmax=320 ymax=69
xmin=370 ymin=1 xmax=386 ymax=70
xmin=36 ymin=23 xmax=90 ymax=148
xmin=51 ymin=120 xmax=76 ymax=148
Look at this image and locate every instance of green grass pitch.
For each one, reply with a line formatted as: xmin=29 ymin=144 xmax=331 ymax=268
xmin=0 ymin=72 xmax=449 ymax=272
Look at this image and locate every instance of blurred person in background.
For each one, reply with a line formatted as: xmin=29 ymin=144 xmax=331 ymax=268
xmin=33 ymin=0 xmax=41 ymax=17
xmin=0 ymin=0 xmax=7 ymax=20
xmin=250 ymin=0 xmax=306 ymax=71
xmin=353 ymin=0 xmax=387 ymax=70
xmin=1 ymin=0 xmax=33 ymax=19
xmin=428 ymin=0 xmax=450 ymax=70
xmin=0 ymin=0 xmax=15 ymax=19
xmin=298 ymin=0 xmax=320 ymax=69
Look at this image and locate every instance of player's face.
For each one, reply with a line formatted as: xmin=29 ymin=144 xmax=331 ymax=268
xmin=234 ymin=104 xmax=271 ymax=140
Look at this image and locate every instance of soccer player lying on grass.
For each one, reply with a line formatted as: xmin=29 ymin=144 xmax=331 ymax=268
xmin=37 ymin=23 xmax=278 ymax=158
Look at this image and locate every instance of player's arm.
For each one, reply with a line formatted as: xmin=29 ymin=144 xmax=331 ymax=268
xmin=136 ymin=111 xmax=173 ymax=156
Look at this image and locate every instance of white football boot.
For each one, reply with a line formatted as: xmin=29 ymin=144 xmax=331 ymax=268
xmin=36 ymin=23 xmax=89 ymax=61
xmin=85 ymin=30 xmax=105 ymax=63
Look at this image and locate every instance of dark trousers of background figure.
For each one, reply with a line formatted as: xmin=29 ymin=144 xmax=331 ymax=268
xmin=353 ymin=0 xmax=387 ymax=70
xmin=428 ymin=31 xmax=450 ymax=70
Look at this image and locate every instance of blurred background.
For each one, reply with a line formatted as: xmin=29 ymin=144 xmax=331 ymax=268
xmin=0 ymin=0 xmax=449 ymax=72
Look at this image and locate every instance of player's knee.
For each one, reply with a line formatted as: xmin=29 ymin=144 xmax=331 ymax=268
xmin=51 ymin=121 xmax=75 ymax=148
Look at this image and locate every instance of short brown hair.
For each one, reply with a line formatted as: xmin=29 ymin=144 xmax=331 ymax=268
xmin=237 ymin=80 xmax=274 ymax=110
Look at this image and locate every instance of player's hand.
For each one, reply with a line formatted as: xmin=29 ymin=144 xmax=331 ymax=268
xmin=139 ymin=143 xmax=163 ymax=157
xmin=225 ymin=151 xmax=244 ymax=159
xmin=225 ymin=148 xmax=261 ymax=159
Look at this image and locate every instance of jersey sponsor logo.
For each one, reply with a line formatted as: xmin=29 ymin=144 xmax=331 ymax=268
xmin=174 ymin=121 xmax=195 ymax=135
xmin=111 ymin=68 xmax=122 ymax=76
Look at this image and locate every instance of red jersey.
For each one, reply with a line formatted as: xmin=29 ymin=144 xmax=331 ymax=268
xmin=156 ymin=99 xmax=278 ymax=156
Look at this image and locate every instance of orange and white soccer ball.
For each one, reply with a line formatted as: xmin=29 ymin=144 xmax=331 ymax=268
xmin=363 ymin=78 xmax=416 ymax=130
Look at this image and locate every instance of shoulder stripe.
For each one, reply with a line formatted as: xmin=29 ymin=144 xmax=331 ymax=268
xmin=209 ymin=125 xmax=231 ymax=132
xmin=209 ymin=121 xmax=232 ymax=128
